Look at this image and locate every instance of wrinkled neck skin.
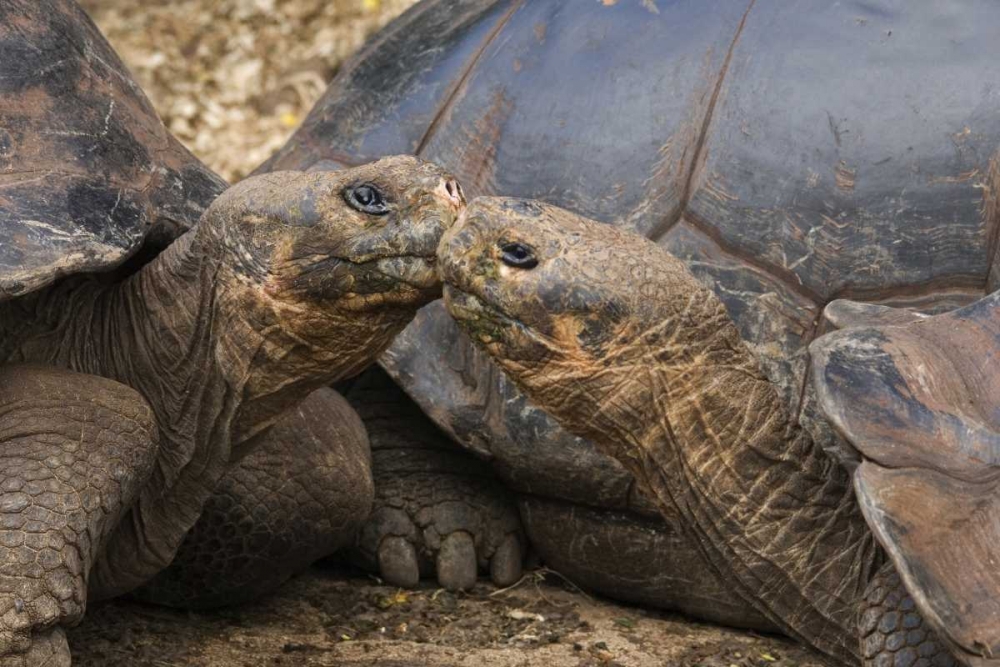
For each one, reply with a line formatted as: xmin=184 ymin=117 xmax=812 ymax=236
xmin=0 ymin=227 xmax=409 ymax=597
xmin=503 ymin=287 xmax=880 ymax=666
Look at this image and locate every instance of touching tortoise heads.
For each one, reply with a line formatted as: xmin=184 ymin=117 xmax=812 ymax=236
xmin=439 ymin=197 xmax=718 ymax=371
xmin=204 ymin=155 xmax=465 ymax=312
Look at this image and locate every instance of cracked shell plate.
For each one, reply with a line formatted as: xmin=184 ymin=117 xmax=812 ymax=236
xmin=0 ymin=0 xmax=226 ymax=302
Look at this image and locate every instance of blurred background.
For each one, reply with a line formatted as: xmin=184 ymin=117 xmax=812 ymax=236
xmin=80 ymin=0 xmax=419 ymax=181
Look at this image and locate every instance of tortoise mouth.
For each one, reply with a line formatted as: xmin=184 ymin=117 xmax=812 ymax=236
xmin=335 ymin=254 xmax=441 ymax=311
xmin=442 ymin=285 xmax=491 ymax=321
xmin=362 ymin=254 xmax=438 ymax=290
xmin=276 ymin=252 xmax=441 ymax=311
xmin=442 ymin=285 xmax=544 ymax=351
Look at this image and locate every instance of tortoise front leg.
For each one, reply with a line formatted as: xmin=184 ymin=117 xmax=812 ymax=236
xmin=0 ymin=628 xmax=69 ymax=667
xmin=133 ymin=387 xmax=374 ymax=609
xmin=0 ymin=365 xmax=158 ymax=665
xmin=859 ymin=563 xmax=958 ymax=667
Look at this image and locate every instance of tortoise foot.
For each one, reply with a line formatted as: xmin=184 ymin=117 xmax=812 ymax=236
xmin=344 ymin=368 xmax=525 ymax=591
xmin=134 ymin=387 xmax=373 ymax=609
xmin=355 ymin=454 xmax=524 ymax=591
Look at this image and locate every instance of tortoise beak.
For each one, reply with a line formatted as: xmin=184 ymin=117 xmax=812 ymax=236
xmin=369 ymin=255 xmax=439 ymax=291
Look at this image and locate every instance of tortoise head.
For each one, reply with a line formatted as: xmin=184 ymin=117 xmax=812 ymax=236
xmin=203 ymin=155 xmax=464 ymax=316
xmin=438 ymin=197 xmax=724 ymax=427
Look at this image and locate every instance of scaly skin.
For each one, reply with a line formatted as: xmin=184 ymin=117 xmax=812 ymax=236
xmin=437 ymin=197 xmax=956 ymax=667
xmin=0 ymin=365 xmax=157 ymax=662
xmin=133 ymin=387 xmax=373 ymax=609
xmin=0 ymin=156 xmax=463 ymax=661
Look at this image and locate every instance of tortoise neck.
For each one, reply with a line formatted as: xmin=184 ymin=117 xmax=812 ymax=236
xmin=643 ymin=328 xmax=881 ymax=664
xmin=114 ymin=225 xmax=406 ymax=455
xmin=564 ymin=296 xmax=881 ymax=665
xmin=0 ymin=230 xmax=231 ymax=406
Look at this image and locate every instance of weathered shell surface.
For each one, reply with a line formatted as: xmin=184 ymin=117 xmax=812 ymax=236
xmin=811 ymin=290 xmax=1000 ymax=661
xmin=0 ymin=0 xmax=225 ymax=302
xmin=262 ymin=0 xmax=1000 ymax=500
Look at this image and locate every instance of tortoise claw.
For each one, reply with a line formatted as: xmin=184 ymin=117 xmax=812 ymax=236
xmin=377 ymin=536 xmax=420 ymax=589
xmin=436 ymin=532 xmax=477 ymax=591
xmin=353 ymin=476 xmax=525 ymax=592
xmin=489 ymin=534 xmax=523 ymax=587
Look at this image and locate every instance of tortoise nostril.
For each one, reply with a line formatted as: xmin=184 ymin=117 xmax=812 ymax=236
xmin=445 ymin=179 xmax=464 ymax=204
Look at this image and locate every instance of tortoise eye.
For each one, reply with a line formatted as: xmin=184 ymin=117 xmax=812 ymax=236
xmin=345 ymin=183 xmax=389 ymax=215
xmin=499 ymin=241 xmax=538 ymax=269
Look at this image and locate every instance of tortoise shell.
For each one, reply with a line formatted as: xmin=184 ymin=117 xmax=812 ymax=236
xmin=0 ymin=0 xmax=225 ymax=302
xmin=811 ymin=291 xmax=1000 ymax=662
xmin=261 ymin=0 xmax=1000 ymax=506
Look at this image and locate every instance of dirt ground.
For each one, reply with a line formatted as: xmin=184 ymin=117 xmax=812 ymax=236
xmin=65 ymin=2 xmax=830 ymax=666
xmin=80 ymin=0 xmax=419 ymax=181
xmin=68 ymin=564 xmax=824 ymax=667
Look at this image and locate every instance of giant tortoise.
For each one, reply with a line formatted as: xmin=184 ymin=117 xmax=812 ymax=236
xmin=260 ymin=0 xmax=1000 ymax=628
xmin=0 ymin=1 xmax=464 ymax=663
xmin=434 ymin=196 xmax=969 ymax=667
